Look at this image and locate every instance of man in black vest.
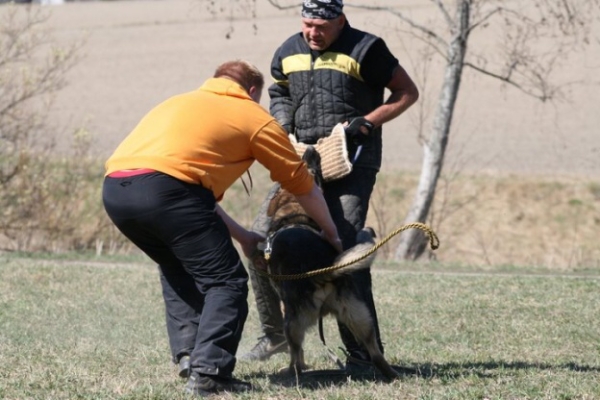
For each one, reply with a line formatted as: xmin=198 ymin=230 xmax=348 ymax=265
xmin=241 ymin=0 xmax=419 ymax=371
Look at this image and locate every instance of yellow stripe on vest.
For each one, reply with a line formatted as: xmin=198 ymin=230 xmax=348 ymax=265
xmin=281 ymin=52 xmax=363 ymax=82
xmin=281 ymin=54 xmax=312 ymax=74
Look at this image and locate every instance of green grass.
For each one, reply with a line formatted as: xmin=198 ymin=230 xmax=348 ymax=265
xmin=1 ymin=254 xmax=599 ymax=399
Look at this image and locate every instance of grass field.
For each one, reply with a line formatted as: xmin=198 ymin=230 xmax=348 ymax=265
xmin=1 ymin=254 xmax=599 ymax=399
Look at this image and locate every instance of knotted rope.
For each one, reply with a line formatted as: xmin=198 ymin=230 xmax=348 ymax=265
xmin=254 ymin=222 xmax=439 ymax=281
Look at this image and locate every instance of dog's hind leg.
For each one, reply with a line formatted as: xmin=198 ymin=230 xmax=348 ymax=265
xmin=336 ymin=297 xmax=400 ymax=381
xmin=360 ymin=332 xmax=399 ymax=381
xmin=282 ymin=311 xmax=313 ymax=375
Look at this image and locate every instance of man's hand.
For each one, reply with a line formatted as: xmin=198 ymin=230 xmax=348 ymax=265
xmin=344 ymin=117 xmax=375 ymax=145
xmin=239 ymin=231 xmax=266 ymax=259
xmin=321 ymin=231 xmax=343 ymax=253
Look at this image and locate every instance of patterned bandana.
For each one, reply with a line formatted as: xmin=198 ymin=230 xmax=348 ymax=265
xmin=301 ymin=0 xmax=343 ymax=20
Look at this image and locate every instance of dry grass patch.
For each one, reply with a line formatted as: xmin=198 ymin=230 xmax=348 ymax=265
xmin=368 ymin=171 xmax=600 ymax=270
xmin=1 ymin=158 xmax=598 ymax=272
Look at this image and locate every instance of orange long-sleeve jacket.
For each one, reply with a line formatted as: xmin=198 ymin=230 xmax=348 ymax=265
xmin=105 ymin=77 xmax=313 ymax=200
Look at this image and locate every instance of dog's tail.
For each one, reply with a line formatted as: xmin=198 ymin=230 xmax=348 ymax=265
xmin=328 ymin=227 xmax=377 ymax=278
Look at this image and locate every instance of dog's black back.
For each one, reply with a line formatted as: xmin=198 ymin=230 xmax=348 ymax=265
xmin=269 ymin=227 xmax=337 ymax=307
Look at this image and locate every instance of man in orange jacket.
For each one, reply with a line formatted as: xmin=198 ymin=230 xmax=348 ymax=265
xmin=102 ymin=60 xmax=342 ymax=397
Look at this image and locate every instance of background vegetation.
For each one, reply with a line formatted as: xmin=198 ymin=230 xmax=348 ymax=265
xmin=1 ymin=4 xmax=598 ymax=269
xmin=3 ymin=157 xmax=599 ymax=270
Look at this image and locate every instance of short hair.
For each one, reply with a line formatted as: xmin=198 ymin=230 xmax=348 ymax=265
xmin=213 ymin=60 xmax=264 ymax=93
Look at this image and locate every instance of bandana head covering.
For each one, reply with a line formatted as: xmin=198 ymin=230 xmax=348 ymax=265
xmin=302 ymin=0 xmax=343 ymax=20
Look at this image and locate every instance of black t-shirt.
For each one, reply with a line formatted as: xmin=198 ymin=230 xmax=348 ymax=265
xmin=360 ymin=38 xmax=399 ymax=88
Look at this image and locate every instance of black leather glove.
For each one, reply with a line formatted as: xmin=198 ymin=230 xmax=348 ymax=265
xmin=345 ymin=117 xmax=375 ymax=145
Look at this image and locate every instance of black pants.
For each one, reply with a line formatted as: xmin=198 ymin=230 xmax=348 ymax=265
xmin=102 ymin=172 xmax=248 ymax=378
xmin=247 ymin=167 xmax=383 ymax=357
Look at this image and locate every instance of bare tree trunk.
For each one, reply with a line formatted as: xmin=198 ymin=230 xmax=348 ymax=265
xmin=394 ymin=0 xmax=472 ymax=261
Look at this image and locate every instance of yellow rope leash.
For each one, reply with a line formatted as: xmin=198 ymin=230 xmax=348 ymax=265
xmin=254 ymin=222 xmax=440 ymax=282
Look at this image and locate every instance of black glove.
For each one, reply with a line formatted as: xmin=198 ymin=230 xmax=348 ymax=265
xmin=345 ymin=117 xmax=375 ymax=145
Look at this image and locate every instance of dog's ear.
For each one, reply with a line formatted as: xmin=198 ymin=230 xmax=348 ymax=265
xmin=356 ymin=227 xmax=377 ymax=244
xmin=302 ymin=146 xmax=324 ymax=187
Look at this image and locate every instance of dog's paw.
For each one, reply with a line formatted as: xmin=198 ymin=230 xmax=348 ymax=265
xmin=278 ymin=363 xmax=310 ymax=376
xmin=277 ymin=366 xmax=294 ymax=376
xmin=277 ymin=366 xmax=298 ymax=376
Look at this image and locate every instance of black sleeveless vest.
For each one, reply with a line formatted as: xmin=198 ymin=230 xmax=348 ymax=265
xmin=271 ymin=23 xmax=385 ymax=170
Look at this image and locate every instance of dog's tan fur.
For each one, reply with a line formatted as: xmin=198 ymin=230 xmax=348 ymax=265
xmin=262 ymin=147 xmax=399 ymax=381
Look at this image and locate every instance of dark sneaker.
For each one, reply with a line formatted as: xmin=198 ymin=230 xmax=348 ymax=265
xmin=184 ymin=373 xmax=252 ymax=397
xmin=238 ymin=334 xmax=288 ymax=361
xmin=178 ymin=355 xmax=191 ymax=378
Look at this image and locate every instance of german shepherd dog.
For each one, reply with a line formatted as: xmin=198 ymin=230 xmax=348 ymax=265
xmin=261 ymin=146 xmax=399 ymax=381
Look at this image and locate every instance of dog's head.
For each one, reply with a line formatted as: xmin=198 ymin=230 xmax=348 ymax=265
xmin=265 ymin=146 xmax=324 ymax=233
xmin=302 ymin=146 xmax=323 ymax=189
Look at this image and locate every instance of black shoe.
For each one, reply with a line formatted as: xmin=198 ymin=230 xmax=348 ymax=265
xmin=178 ymin=355 xmax=191 ymax=378
xmin=238 ymin=334 xmax=288 ymax=361
xmin=184 ymin=373 xmax=252 ymax=397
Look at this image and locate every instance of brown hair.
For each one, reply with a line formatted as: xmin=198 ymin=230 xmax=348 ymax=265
xmin=213 ymin=60 xmax=264 ymax=93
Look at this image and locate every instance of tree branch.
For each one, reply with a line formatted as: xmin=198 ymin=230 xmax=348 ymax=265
xmin=463 ymin=61 xmax=552 ymax=101
xmin=264 ymin=1 xmax=449 ymax=48
xmin=345 ymin=4 xmax=448 ymax=48
xmin=264 ymin=0 xmax=296 ymax=10
xmin=430 ymin=0 xmax=454 ymax=28
xmin=468 ymin=6 xmax=503 ymax=33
